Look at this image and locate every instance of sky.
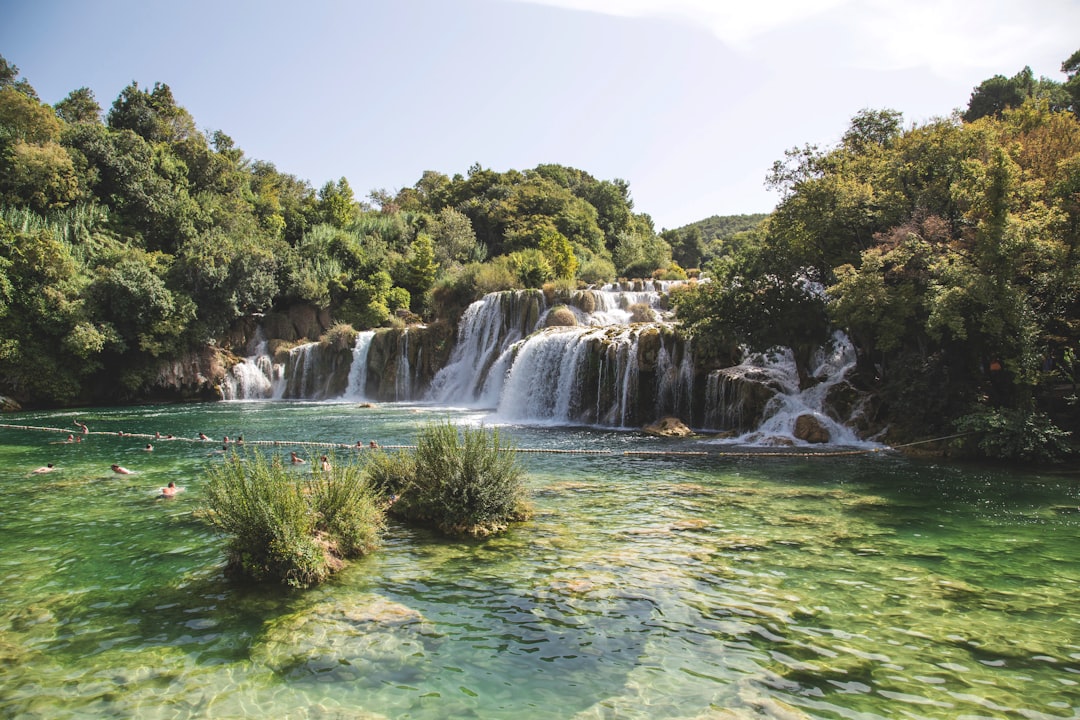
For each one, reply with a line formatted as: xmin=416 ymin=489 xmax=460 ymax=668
xmin=3 ymin=0 xmax=1079 ymax=230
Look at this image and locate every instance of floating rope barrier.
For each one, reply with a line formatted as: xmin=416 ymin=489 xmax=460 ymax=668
xmin=0 ymin=422 xmax=970 ymax=459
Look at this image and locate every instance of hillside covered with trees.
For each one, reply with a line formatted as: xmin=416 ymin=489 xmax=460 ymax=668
xmin=0 ymin=54 xmax=683 ymax=406
xmin=673 ymin=49 xmax=1080 ymax=458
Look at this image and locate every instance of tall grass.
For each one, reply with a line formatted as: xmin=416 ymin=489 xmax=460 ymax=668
xmin=202 ymin=451 xmax=383 ymax=587
xmin=366 ymin=421 xmax=530 ymax=537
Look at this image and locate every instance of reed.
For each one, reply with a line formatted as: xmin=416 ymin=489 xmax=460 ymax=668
xmin=202 ymin=451 xmax=383 ymax=587
xmin=367 ymin=421 xmax=530 ymax=537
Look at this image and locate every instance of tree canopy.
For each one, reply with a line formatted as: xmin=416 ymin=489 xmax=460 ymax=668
xmin=0 ymin=55 xmax=676 ymax=405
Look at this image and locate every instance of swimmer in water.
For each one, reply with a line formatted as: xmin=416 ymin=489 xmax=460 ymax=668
xmin=290 ymin=452 xmax=306 ymax=464
xmin=31 ymin=463 xmax=55 ymax=474
xmin=160 ymin=481 xmax=181 ymax=498
xmin=111 ymin=464 xmax=133 ymax=475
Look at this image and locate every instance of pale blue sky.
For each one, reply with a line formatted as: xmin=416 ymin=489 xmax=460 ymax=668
xmin=4 ymin=0 xmax=1079 ymax=229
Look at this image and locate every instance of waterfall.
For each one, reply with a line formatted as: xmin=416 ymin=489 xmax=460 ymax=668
xmin=395 ymin=329 xmax=412 ymax=402
xmin=701 ymin=332 xmax=870 ymax=445
xmin=221 ymin=329 xmax=283 ymax=400
xmin=429 ymin=290 xmax=546 ymax=403
xmin=492 ymin=327 xmax=602 ymax=423
xmin=344 ymin=331 xmax=375 ymax=400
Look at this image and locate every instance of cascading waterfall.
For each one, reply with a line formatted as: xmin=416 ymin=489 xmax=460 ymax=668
xmin=429 ymin=290 xmax=546 ymax=403
xmin=217 ymin=279 xmax=868 ymax=443
xmin=428 ymin=283 xmax=689 ymax=427
xmin=344 ymin=331 xmax=375 ymax=400
xmin=701 ymin=332 xmax=869 ymax=445
xmin=221 ymin=329 xmax=283 ymax=400
xmin=395 ymin=329 xmax=412 ymax=402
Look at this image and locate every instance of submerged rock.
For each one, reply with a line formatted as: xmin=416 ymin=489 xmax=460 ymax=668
xmin=642 ymin=416 xmax=694 ymax=438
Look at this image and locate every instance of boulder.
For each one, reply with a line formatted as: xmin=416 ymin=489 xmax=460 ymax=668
xmin=643 ymin=416 xmax=694 ymax=438
xmin=0 ymin=395 xmax=21 ymax=412
xmin=793 ymin=414 xmax=831 ymax=444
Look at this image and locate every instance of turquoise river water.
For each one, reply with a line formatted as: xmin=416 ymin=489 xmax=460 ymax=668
xmin=1 ymin=401 xmax=1079 ymax=719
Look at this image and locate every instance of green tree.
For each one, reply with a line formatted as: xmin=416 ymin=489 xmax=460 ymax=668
xmin=403 ymin=232 xmax=438 ymax=302
xmin=107 ymin=81 xmax=196 ymax=144
xmin=55 ymin=88 xmax=102 ymax=125
xmin=317 ymin=177 xmax=358 ymax=227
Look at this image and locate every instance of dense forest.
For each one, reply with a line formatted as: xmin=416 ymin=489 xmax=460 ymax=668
xmin=673 ymin=50 xmax=1080 ymax=458
xmin=2 ymin=50 xmax=1079 ymax=459
xmin=0 ymin=54 xmax=681 ymax=405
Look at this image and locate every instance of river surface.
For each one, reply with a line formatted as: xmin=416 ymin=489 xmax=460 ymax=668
xmin=1 ymin=401 xmax=1078 ymax=719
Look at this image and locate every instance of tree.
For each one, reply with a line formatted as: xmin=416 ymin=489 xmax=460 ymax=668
xmin=0 ymin=55 xmax=38 ymax=99
xmin=673 ymin=244 xmax=831 ymax=386
xmin=107 ymin=81 xmax=196 ymax=144
xmin=403 ymin=233 xmax=438 ymax=304
xmin=537 ymin=227 xmax=577 ymax=279
xmin=1064 ymin=48 xmax=1080 ymax=114
xmin=842 ymin=108 xmax=903 ymax=150
xmin=55 ymin=88 xmax=102 ymax=125
xmin=317 ymin=177 xmax=358 ymax=227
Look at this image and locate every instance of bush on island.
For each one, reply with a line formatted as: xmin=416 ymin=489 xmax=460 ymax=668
xmin=202 ymin=451 xmax=384 ymax=588
xmin=366 ymin=421 xmax=531 ymax=537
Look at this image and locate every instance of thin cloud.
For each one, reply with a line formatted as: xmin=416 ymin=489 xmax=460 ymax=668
xmin=502 ymin=0 xmax=1080 ymax=78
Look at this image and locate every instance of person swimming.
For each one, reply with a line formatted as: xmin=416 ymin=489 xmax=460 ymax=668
xmin=290 ymin=452 xmax=306 ymax=464
xmin=160 ymin=481 xmax=181 ymax=498
xmin=31 ymin=463 xmax=55 ymax=474
xmin=111 ymin=464 xmax=133 ymax=475
xmin=320 ymin=456 xmax=332 ymax=472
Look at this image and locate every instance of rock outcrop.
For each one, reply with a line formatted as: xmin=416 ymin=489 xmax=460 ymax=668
xmin=793 ymin=414 xmax=831 ymax=443
xmin=643 ymin=416 xmax=694 ymax=438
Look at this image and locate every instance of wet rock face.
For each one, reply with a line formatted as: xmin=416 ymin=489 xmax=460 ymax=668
xmin=794 ymin=414 xmax=831 ymax=444
xmin=824 ymin=380 xmax=884 ymax=439
xmin=150 ymin=347 xmax=226 ymax=401
xmin=707 ymin=367 xmax=785 ymax=432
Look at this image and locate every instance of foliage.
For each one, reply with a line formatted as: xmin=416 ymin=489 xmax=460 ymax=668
xmin=364 ymin=421 xmax=529 ymax=537
xmin=201 ymin=450 xmax=383 ymax=587
xmin=954 ymin=408 xmax=1073 ymax=463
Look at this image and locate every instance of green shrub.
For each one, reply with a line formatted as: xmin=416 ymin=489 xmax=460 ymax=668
xmin=202 ymin=451 xmax=384 ymax=587
xmin=320 ymin=322 xmax=357 ymax=351
xmin=366 ymin=421 xmax=530 ymax=537
xmin=954 ymin=408 xmax=1074 ymax=463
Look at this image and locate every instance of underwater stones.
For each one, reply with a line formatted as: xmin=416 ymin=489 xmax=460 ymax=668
xmin=642 ymin=416 xmax=694 ymax=438
xmin=252 ymin=595 xmax=435 ymax=678
xmin=793 ymin=414 xmax=830 ymax=443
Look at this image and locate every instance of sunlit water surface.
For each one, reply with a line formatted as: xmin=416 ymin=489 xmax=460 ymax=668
xmin=1 ymin=402 xmax=1079 ymax=719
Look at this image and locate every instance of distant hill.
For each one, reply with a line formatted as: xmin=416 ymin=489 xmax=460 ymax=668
xmin=661 ymin=213 xmax=769 ymax=269
xmin=677 ymin=213 xmax=769 ymax=240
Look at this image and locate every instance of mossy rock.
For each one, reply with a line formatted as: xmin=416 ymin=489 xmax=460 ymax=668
xmin=544 ymin=305 xmax=578 ymax=327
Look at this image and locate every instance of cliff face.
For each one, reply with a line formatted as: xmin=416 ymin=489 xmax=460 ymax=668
xmin=364 ymin=321 xmax=454 ymax=402
xmin=147 ymin=346 xmax=226 ymax=402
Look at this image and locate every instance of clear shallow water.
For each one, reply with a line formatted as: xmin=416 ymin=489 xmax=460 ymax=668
xmin=1 ymin=402 xmax=1079 ymax=719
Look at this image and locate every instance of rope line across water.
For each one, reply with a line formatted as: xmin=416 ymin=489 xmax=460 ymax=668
xmin=0 ymin=423 xmax=968 ymax=459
